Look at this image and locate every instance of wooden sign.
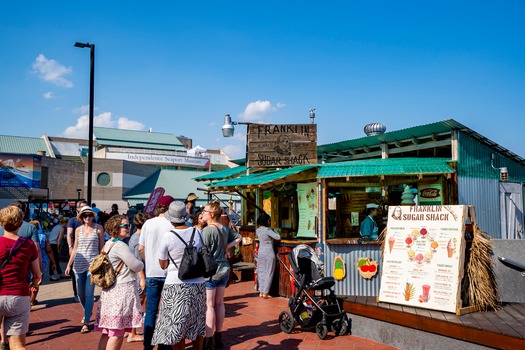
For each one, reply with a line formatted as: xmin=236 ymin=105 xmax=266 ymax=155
xmin=378 ymin=205 xmax=467 ymax=313
xmin=246 ymin=123 xmax=317 ymax=168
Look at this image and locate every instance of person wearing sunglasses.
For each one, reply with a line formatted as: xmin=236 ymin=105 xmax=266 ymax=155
xmin=65 ymin=206 xmax=105 ymax=334
xmin=94 ymin=214 xmax=144 ymax=350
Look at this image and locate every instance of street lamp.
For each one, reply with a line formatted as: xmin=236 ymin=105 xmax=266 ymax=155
xmin=74 ymin=41 xmax=95 ymax=204
xmin=221 ymin=114 xmax=251 ymax=174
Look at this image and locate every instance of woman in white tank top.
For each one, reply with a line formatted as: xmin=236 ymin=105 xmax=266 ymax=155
xmin=65 ymin=206 xmax=105 ymax=334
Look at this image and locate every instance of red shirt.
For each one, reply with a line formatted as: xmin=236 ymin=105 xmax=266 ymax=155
xmin=0 ymin=237 xmax=38 ymax=296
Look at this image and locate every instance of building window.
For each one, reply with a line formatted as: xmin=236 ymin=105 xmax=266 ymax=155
xmin=97 ymin=172 xmax=111 ymax=187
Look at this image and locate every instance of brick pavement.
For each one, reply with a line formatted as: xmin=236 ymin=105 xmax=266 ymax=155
xmin=27 ymin=277 xmax=398 ymax=349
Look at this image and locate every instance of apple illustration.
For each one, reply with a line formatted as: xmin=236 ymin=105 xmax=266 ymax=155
xmin=356 ymin=257 xmax=378 ymax=279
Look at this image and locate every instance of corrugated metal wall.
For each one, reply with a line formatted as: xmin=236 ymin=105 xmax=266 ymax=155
xmin=324 ymin=243 xmax=382 ymax=296
xmin=457 ymin=177 xmax=501 ymax=238
xmin=456 ymin=133 xmax=525 ymax=238
xmin=458 ymin=132 xmax=525 ymax=182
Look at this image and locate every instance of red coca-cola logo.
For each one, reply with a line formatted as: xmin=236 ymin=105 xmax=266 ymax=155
xmin=420 ymin=188 xmax=440 ymax=198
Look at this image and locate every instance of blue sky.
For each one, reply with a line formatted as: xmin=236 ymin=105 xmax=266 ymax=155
xmin=1 ymin=1 xmax=524 ymax=159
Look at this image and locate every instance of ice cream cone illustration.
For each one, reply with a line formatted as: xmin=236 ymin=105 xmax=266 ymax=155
xmin=388 ymin=236 xmax=395 ymax=253
xmin=447 ymin=239 xmax=454 ymax=258
xmin=333 ymin=256 xmax=345 ymax=280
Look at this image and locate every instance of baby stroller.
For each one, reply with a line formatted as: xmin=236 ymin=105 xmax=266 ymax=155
xmin=277 ymin=244 xmax=349 ymax=339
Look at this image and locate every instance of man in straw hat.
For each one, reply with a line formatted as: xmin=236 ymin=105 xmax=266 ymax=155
xmin=360 ymin=203 xmax=379 ymax=241
xmin=138 ymin=195 xmax=175 ymax=350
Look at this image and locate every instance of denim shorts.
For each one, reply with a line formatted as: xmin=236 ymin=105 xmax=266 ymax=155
xmin=205 ymin=275 xmax=229 ymax=289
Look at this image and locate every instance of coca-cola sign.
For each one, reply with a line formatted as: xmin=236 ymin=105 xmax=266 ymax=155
xmin=420 ymin=188 xmax=440 ymax=199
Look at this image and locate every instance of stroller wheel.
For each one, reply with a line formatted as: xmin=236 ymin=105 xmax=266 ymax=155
xmin=315 ymin=322 xmax=328 ymax=340
xmin=278 ymin=311 xmax=295 ymax=334
xmin=331 ymin=317 xmax=349 ymax=336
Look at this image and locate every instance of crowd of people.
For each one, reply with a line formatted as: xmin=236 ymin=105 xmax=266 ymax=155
xmin=0 ymin=194 xmax=246 ymax=350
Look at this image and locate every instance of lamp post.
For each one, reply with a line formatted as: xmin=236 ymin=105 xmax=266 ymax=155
xmin=74 ymin=41 xmax=95 ymax=204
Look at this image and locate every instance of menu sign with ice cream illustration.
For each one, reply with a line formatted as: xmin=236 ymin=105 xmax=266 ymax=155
xmin=296 ymin=182 xmax=317 ymax=238
xmin=378 ymin=205 xmax=467 ymax=313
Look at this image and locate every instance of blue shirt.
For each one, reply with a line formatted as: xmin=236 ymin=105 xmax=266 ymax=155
xmin=360 ymin=215 xmax=378 ymax=240
xmin=0 ymin=221 xmax=39 ymax=243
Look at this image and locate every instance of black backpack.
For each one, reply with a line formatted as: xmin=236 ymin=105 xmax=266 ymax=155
xmin=168 ymin=228 xmax=218 ymax=280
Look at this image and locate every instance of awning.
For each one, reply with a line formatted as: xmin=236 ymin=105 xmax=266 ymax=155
xmin=317 ymin=158 xmax=455 ymax=178
xmin=208 ymin=165 xmax=318 ymax=190
xmin=193 ymin=166 xmax=247 ymax=181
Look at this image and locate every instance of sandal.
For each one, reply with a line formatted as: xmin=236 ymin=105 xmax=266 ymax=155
xmin=80 ymin=324 xmax=90 ymax=334
xmin=127 ymin=335 xmax=144 ymax=343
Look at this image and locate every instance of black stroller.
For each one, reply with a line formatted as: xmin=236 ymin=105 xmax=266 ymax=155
xmin=277 ymin=244 xmax=349 ymax=339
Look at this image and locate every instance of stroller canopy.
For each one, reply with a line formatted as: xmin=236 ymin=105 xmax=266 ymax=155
xmin=291 ymin=244 xmax=325 ymax=282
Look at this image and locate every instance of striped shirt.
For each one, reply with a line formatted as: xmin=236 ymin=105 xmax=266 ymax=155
xmin=73 ymin=224 xmax=100 ymax=273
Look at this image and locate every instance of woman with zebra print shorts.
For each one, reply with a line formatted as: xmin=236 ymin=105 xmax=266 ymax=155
xmin=152 ymin=201 xmax=206 ymax=350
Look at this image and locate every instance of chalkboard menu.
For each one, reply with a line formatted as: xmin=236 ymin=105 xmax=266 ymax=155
xmin=378 ymin=205 xmax=467 ymax=313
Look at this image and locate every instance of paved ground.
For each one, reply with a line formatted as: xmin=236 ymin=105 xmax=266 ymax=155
xmin=27 ymin=276 xmax=399 ymax=349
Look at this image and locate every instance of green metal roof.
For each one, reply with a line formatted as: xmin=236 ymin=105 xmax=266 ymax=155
xmin=317 ymin=119 xmax=525 ymax=164
xmin=317 ymin=158 xmax=455 ymax=178
xmin=124 ymin=169 xmax=207 ymax=206
xmin=94 ymin=127 xmax=185 ymax=151
xmin=318 ymin=119 xmax=467 ymax=154
xmin=209 ymin=165 xmax=318 ymax=189
xmin=194 ymin=166 xmax=247 ymax=181
xmin=123 ymin=168 xmax=236 ymax=206
xmin=0 ymin=135 xmax=48 ymax=155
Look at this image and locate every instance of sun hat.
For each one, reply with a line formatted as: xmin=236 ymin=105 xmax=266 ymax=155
xmin=77 ymin=206 xmax=95 ymax=220
xmin=157 ymin=195 xmax=175 ymax=207
xmin=366 ymin=203 xmax=379 ymax=209
xmin=186 ymin=193 xmax=199 ymax=202
xmin=164 ymin=201 xmax=188 ymax=224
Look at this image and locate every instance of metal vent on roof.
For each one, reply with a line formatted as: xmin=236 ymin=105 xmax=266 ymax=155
xmin=364 ymin=123 xmax=386 ymax=136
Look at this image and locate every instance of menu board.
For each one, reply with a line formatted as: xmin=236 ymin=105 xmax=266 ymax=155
xmin=378 ymin=205 xmax=467 ymax=313
xmin=296 ymin=182 xmax=317 ymax=238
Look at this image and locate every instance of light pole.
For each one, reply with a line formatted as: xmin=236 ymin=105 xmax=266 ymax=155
xmin=74 ymin=41 xmax=95 ymax=204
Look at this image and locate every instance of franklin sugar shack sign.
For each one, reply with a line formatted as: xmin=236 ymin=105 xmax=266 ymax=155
xmin=247 ymin=123 xmax=317 ymax=168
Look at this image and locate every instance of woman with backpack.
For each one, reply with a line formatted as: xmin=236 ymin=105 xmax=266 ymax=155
xmin=151 ymin=201 xmax=207 ymax=350
xmin=94 ymin=214 xmax=143 ymax=350
xmin=65 ymin=206 xmax=105 ymax=334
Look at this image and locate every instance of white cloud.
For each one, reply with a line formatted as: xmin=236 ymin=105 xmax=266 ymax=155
xmin=62 ymin=111 xmax=146 ymax=139
xmin=241 ymin=100 xmax=273 ymax=122
xmin=118 ymin=117 xmax=146 ymax=130
xmin=240 ymin=100 xmax=285 ymax=122
xmin=43 ymin=91 xmax=55 ymax=99
xmin=32 ymin=54 xmax=73 ymax=88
